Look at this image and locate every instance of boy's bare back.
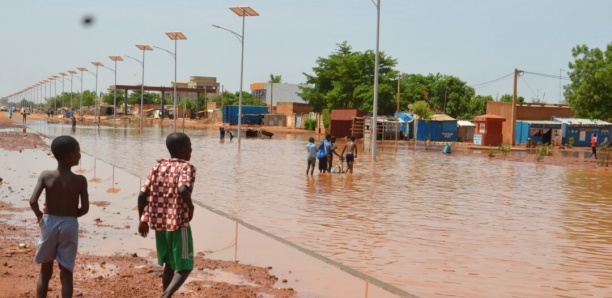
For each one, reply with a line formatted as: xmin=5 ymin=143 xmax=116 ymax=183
xmin=34 ymin=169 xmax=88 ymax=217
xmin=30 ymin=135 xmax=89 ymax=221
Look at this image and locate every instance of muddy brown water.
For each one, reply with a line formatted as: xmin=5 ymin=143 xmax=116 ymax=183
xmin=26 ymin=121 xmax=612 ymax=298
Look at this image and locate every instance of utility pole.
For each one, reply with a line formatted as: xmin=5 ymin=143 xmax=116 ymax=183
xmin=396 ymin=73 xmax=400 ymax=113
xmin=512 ymin=68 xmax=518 ymax=146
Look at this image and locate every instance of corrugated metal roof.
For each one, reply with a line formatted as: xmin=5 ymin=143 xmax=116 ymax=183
xmin=517 ymin=120 xmax=561 ymax=125
xmin=552 ymin=117 xmax=612 ymax=125
xmin=474 ymin=113 xmax=506 ymax=121
xmin=457 ymin=120 xmax=475 ymax=127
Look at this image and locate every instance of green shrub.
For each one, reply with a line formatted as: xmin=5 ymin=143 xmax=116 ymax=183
xmin=304 ymin=117 xmax=317 ymax=131
xmin=488 ymin=148 xmax=496 ymax=157
xmin=535 ymin=143 xmax=553 ymax=161
xmin=498 ymin=145 xmax=512 ymax=156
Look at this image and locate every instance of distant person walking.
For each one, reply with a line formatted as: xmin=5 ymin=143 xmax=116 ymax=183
xmin=22 ymin=108 xmax=28 ymax=123
xmin=306 ymin=137 xmax=317 ymax=175
xmin=8 ymin=106 xmax=13 ymax=119
xmin=589 ymin=133 xmax=598 ymax=159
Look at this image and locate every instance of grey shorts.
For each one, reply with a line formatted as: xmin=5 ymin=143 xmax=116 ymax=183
xmin=35 ymin=214 xmax=79 ymax=272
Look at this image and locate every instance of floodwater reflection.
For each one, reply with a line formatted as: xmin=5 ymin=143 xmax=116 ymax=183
xmin=29 ymin=121 xmax=612 ymax=298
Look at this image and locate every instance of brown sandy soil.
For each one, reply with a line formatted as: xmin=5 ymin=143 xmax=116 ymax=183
xmin=0 ymin=112 xmax=296 ymax=297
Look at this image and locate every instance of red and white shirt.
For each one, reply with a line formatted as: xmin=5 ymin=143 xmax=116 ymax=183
xmin=140 ymin=158 xmax=196 ymax=231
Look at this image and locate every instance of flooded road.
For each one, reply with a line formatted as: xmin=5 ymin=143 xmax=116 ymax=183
xmin=29 ymin=122 xmax=612 ymax=297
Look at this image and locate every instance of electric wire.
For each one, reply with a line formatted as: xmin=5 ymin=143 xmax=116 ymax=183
xmin=469 ymin=72 xmax=514 ymax=88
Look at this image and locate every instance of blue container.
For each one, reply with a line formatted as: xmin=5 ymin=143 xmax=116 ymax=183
xmin=222 ymin=105 xmax=268 ymax=125
xmin=416 ymin=119 xmax=457 ymax=142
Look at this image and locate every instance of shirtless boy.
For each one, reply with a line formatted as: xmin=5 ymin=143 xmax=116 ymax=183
xmin=29 ymin=135 xmax=90 ymax=298
xmin=341 ymin=135 xmax=358 ymax=173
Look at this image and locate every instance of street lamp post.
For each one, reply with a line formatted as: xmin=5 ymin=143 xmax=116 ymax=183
xmin=371 ymin=0 xmax=381 ymax=160
xmin=213 ymin=6 xmax=259 ymax=142
xmin=160 ymin=32 xmax=186 ymax=132
xmin=76 ymin=67 xmax=87 ymax=121
xmin=91 ymin=61 xmax=104 ymax=122
xmin=60 ymin=73 xmax=67 ymax=109
xmin=109 ymin=56 xmax=123 ymax=128
xmin=131 ymin=45 xmax=153 ymax=130
xmin=68 ymin=70 xmax=78 ymax=110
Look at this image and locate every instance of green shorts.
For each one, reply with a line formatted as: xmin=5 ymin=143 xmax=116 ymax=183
xmin=155 ymin=225 xmax=194 ymax=271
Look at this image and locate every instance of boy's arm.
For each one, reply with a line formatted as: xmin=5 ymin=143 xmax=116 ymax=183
xmin=29 ymin=173 xmax=47 ymax=222
xmin=179 ymin=186 xmax=194 ymax=221
xmin=137 ymin=191 xmax=149 ymax=237
xmin=77 ymin=176 xmax=89 ymax=217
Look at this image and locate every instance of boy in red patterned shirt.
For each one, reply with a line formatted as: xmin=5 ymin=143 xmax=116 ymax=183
xmin=137 ymin=132 xmax=196 ymax=298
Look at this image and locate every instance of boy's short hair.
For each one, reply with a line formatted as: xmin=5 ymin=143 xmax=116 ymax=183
xmin=325 ymin=134 xmax=331 ymax=140
xmin=51 ymin=136 xmax=79 ymax=161
xmin=350 ymin=135 xmax=355 ymax=141
xmin=166 ymin=132 xmax=191 ymax=156
xmin=309 ymin=137 xmax=314 ymax=143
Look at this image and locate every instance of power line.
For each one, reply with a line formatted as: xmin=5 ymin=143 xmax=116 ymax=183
xmin=470 ymin=72 xmax=514 ymax=88
xmin=522 ymin=70 xmax=570 ymax=81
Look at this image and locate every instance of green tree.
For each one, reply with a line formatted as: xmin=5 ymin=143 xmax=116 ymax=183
xmin=220 ymin=91 xmax=265 ymax=106
xmin=411 ymin=100 xmax=433 ymax=120
xmin=566 ymin=43 xmax=612 ymax=120
xmin=398 ymin=73 xmax=475 ymax=118
xmin=128 ymin=90 xmax=161 ymax=105
xmin=499 ymin=94 xmax=525 ymax=103
xmin=102 ymin=89 xmax=126 ymax=106
xmin=460 ymin=95 xmax=492 ymax=120
xmin=268 ymin=74 xmax=282 ymax=83
xmin=299 ymin=41 xmax=398 ymax=114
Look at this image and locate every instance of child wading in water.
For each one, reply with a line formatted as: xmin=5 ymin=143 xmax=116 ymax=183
xmin=306 ymin=137 xmax=317 ymax=175
xmin=29 ymin=135 xmax=90 ymax=298
xmin=341 ymin=135 xmax=358 ymax=173
xmin=137 ymin=132 xmax=196 ymax=298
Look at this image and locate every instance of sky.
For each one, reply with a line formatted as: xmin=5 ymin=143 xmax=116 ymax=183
xmin=1 ymin=0 xmax=610 ymax=105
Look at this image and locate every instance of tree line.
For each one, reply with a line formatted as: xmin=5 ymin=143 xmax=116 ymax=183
xmin=299 ymin=41 xmax=612 ymax=121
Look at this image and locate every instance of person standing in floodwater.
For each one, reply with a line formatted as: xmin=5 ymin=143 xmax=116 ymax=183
xmin=306 ymin=137 xmax=317 ymax=175
xmin=589 ymin=133 xmax=598 ymax=159
xmin=137 ymin=132 xmax=196 ymax=298
xmin=219 ymin=126 xmax=225 ymax=140
xmin=341 ymin=135 xmax=358 ymax=174
xmin=327 ymin=136 xmax=341 ymax=173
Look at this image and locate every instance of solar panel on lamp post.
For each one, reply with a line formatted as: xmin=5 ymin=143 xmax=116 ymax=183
xmin=109 ymin=56 xmax=123 ymax=128
xmin=91 ymin=61 xmax=104 ymax=123
xmin=213 ymin=6 xmax=259 ymax=142
xmin=135 ymin=45 xmax=153 ymax=131
xmin=76 ymin=67 xmax=88 ymax=121
xmin=163 ymin=32 xmax=186 ymax=132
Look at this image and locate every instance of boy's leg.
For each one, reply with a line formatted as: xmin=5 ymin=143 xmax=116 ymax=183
xmin=36 ymin=261 xmax=54 ymax=298
xmin=161 ymin=268 xmax=192 ymax=298
xmin=162 ymin=264 xmax=174 ymax=291
xmin=59 ymin=264 xmax=73 ymax=298
xmin=159 ymin=226 xmax=194 ymax=297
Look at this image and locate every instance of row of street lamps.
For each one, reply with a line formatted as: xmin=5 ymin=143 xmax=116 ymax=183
xmin=5 ymin=6 xmax=260 ymax=142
